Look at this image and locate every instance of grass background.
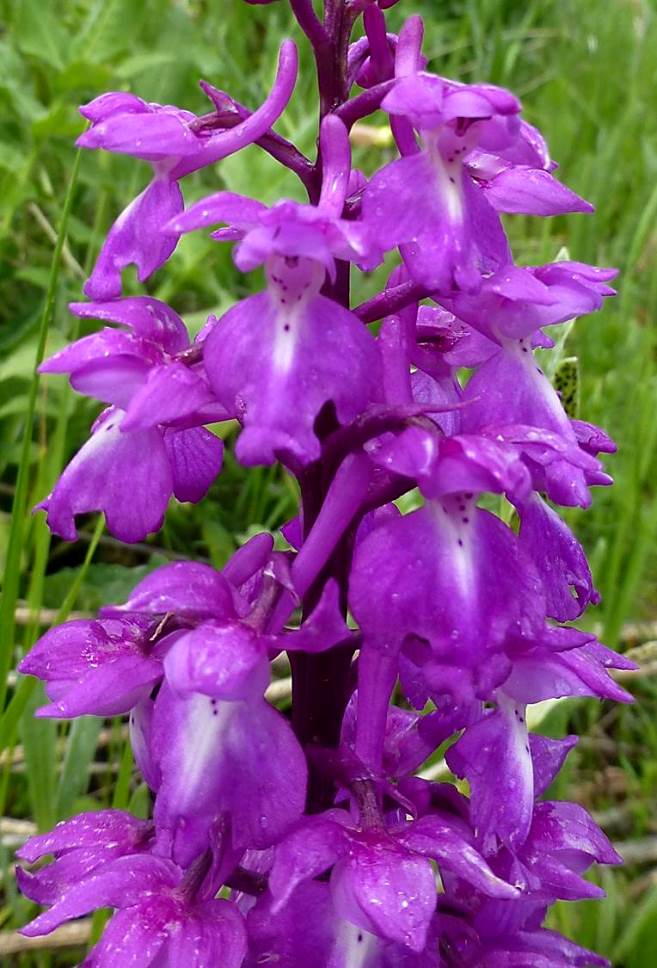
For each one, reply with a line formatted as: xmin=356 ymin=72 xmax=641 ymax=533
xmin=1 ymin=0 xmax=656 ymax=963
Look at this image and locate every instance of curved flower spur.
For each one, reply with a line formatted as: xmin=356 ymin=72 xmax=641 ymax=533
xmin=18 ymin=2 xmax=631 ymax=966
xmin=78 ymin=40 xmax=299 ymax=300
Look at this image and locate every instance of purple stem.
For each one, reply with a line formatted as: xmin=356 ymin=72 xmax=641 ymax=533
xmin=335 ymin=79 xmax=397 ymax=130
xmin=320 ymin=406 xmax=421 ymax=478
xmin=195 ymin=94 xmax=316 ymax=195
xmin=355 ymin=649 xmax=398 ymax=775
xmin=354 ymin=279 xmax=431 ymax=323
xmin=292 ymin=447 xmax=369 ymax=812
xmin=291 ymin=0 xmax=353 ymax=120
xmin=293 ymin=452 xmax=372 ymax=601
xmin=286 ymin=0 xmax=402 ymax=811
xmin=265 ymin=451 xmax=373 ymax=635
xmin=379 ymin=315 xmax=414 ymax=404
xmin=289 ymin=0 xmax=329 ymax=51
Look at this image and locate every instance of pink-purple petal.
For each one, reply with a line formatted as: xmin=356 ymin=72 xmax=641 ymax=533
xmin=68 ymin=297 xmax=189 ymax=353
xmin=331 ymin=844 xmax=436 ymax=952
xmin=162 ymin=426 xmax=223 ymax=503
xmin=116 ymin=560 xmax=235 ymax=620
xmin=84 ymin=178 xmax=183 ymax=300
xmin=37 ymin=410 xmax=172 ymax=542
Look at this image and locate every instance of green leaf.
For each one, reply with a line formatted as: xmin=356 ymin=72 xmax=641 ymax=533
xmin=54 ymin=60 xmax=112 ymax=94
xmin=55 ymin=717 xmax=103 ymax=818
xmin=74 ymin=0 xmax=148 ymax=65
xmin=128 ymin=782 xmax=151 ymax=820
xmin=0 ymin=332 xmax=66 ymax=382
xmin=0 ymin=144 xmax=23 ymax=172
xmin=116 ymin=52 xmax=179 ymax=79
xmin=201 ymin=519 xmax=235 ymax=570
xmin=612 ymin=886 xmax=657 ymax=964
xmin=14 ymin=0 xmax=70 ymax=71
xmin=32 ymin=102 xmax=85 ymax=141
xmin=19 ymin=683 xmax=56 ymax=832
xmin=0 ymin=517 xmax=105 ymax=760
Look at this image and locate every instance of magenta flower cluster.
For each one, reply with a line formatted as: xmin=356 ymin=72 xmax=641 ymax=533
xmin=17 ymin=2 xmax=631 ymax=965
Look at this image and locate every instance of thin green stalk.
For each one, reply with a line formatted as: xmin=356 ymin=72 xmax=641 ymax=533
xmin=90 ymin=734 xmax=135 ymax=945
xmin=0 ymin=515 xmax=105 ymax=761
xmin=0 ymin=149 xmax=82 ymax=713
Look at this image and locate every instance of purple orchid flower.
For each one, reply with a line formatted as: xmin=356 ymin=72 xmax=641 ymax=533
xmin=17 ymin=615 xmax=167 ymax=718
xmin=437 ymin=261 xmax=617 ymax=341
xmin=18 ymin=5 xmax=631 ymax=965
xmin=169 ymin=116 xmax=382 ymax=466
xmin=268 ymin=806 xmax=516 ymax=953
xmin=436 ymin=909 xmax=610 ymax=967
xmin=36 ymin=297 xmax=224 ymax=541
xmin=347 ymin=6 xmax=398 ymax=89
xmin=20 ymin=849 xmax=247 ymax=968
xmin=147 ymin=578 xmax=349 ymax=864
xmin=78 ymin=40 xmax=298 ymax=299
xmin=460 ymin=351 xmax=610 ymax=508
xmin=362 ymin=20 xmax=591 ymax=293
xmin=29 ymin=548 xmax=347 ymax=866
xmin=443 ymin=632 xmax=633 ymax=856
xmin=16 ymin=810 xmax=154 ymax=906
xmin=17 ymin=539 xmax=273 ymax=721
xmin=35 ymin=406 xmax=222 ymax=542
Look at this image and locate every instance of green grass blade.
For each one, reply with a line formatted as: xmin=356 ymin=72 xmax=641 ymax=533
xmin=55 ymin=717 xmax=103 ymax=818
xmin=19 ymin=687 xmax=57 ymax=832
xmin=0 ymin=149 xmax=82 ymax=712
xmin=0 ymin=515 xmax=104 ymax=762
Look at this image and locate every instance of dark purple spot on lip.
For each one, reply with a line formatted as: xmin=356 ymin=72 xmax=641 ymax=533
xmin=283 ymin=324 xmax=290 ymax=332
xmin=462 ymin=517 xmax=469 ymax=524
xmin=457 ymin=539 xmax=463 ymax=547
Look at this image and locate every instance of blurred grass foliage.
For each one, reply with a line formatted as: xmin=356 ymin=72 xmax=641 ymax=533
xmin=0 ymin=0 xmax=656 ymax=963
